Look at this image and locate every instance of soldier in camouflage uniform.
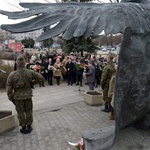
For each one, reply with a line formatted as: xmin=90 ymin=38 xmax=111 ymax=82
xmin=6 ymin=56 xmax=45 ymax=134
xmin=101 ymin=54 xmax=115 ymax=113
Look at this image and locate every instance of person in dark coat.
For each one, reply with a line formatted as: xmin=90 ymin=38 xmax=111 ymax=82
xmin=42 ymin=58 xmax=48 ymax=81
xmin=46 ymin=58 xmax=54 ymax=86
xmin=75 ymin=58 xmax=84 ymax=86
xmin=85 ymin=60 xmax=95 ymax=90
xmin=66 ymin=58 xmax=74 ymax=86
xmin=14 ymin=58 xmax=17 ymax=71
xmin=38 ymin=60 xmax=45 ymax=87
xmin=94 ymin=60 xmax=102 ymax=88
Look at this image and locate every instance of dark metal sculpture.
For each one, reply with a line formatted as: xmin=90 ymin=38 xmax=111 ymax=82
xmin=1 ymin=0 xmax=150 ymax=149
xmin=0 ymin=1 xmax=150 ymax=41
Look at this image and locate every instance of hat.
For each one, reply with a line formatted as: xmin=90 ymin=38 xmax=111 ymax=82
xmin=17 ymin=55 xmax=26 ymax=67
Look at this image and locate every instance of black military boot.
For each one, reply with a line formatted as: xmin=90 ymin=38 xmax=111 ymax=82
xmin=76 ymin=82 xmax=79 ymax=85
xmin=20 ymin=126 xmax=28 ymax=134
xmin=101 ymin=105 xmax=110 ymax=113
xmin=27 ymin=125 xmax=33 ymax=133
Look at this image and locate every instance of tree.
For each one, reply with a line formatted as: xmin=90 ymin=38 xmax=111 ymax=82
xmin=42 ymin=27 xmax=53 ymax=49
xmin=43 ymin=38 xmax=53 ymax=49
xmin=99 ymin=35 xmax=109 ymax=46
xmin=0 ymin=32 xmax=4 ymax=43
xmin=62 ymin=36 xmax=97 ymax=55
xmin=21 ymin=37 xmax=35 ymax=48
xmin=107 ymin=33 xmax=122 ymax=46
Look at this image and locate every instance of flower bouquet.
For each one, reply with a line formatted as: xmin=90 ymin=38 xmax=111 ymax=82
xmin=33 ymin=65 xmax=41 ymax=73
xmin=29 ymin=65 xmax=34 ymax=70
xmin=48 ymin=65 xmax=55 ymax=71
xmin=75 ymin=62 xmax=84 ymax=70
xmin=40 ymin=66 xmax=45 ymax=74
xmin=67 ymin=138 xmax=84 ymax=150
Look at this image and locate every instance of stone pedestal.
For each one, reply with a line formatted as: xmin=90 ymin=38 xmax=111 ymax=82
xmin=83 ymin=126 xmax=115 ymax=150
xmin=0 ymin=110 xmax=15 ymax=134
xmin=83 ymin=127 xmax=150 ymax=150
xmin=83 ymin=90 xmax=103 ymax=106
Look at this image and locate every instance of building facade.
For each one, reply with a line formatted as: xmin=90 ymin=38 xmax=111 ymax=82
xmin=0 ymin=27 xmax=43 ymax=42
xmin=12 ymin=29 xmax=43 ymax=41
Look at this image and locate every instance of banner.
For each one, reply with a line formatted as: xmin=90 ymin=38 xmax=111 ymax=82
xmin=8 ymin=43 xmax=23 ymax=52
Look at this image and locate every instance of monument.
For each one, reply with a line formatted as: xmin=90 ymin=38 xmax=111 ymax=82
xmin=0 ymin=0 xmax=150 ymax=149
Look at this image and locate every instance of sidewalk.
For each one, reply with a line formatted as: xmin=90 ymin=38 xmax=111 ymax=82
xmin=0 ymin=83 xmax=115 ymax=150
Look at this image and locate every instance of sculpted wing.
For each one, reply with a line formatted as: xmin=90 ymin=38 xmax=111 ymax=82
xmin=0 ymin=2 xmax=150 ymax=40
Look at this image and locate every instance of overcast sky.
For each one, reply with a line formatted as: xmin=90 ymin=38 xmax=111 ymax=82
xmin=0 ymin=0 xmax=111 ymax=25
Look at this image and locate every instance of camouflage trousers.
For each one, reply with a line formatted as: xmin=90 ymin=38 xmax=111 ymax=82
xmin=15 ymin=98 xmax=33 ymax=127
xmin=103 ymin=84 xmax=111 ymax=106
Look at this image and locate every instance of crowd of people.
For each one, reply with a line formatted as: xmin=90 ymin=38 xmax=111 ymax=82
xmin=25 ymin=51 xmax=118 ymax=120
xmin=24 ymin=51 xmax=108 ymax=90
xmin=9 ymin=51 xmax=118 ymax=134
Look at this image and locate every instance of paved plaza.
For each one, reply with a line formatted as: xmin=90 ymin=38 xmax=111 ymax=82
xmin=0 ymin=82 xmax=115 ymax=150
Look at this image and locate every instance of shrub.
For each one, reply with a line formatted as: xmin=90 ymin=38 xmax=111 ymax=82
xmin=0 ymin=63 xmax=13 ymax=89
xmin=0 ymin=52 xmax=14 ymax=60
xmin=0 ymin=51 xmax=32 ymax=62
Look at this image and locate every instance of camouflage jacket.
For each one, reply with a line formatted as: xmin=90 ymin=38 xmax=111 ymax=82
xmin=101 ymin=62 xmax=115 ymax=89
xmin=6 ymin=67 xmax=45 ymax=101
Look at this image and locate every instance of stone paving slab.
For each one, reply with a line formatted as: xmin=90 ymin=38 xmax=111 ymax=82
xmin=0 ymin=102 xmax=115 ymax=150
xmin=0 ymin=83 xmax=115 ymax=150
xmin=0 ymin=83 xmax=89 ymax=111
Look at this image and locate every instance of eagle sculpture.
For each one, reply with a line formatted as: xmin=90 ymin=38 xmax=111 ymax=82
xmin=1 ymin=0 xmax=150 ymax=149
xmin=0 ymin=0 xmax=149 ymax=41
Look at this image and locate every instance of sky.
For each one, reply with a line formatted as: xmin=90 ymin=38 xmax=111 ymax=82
xmin=0 ymin=0 xmax=111 ymax=25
